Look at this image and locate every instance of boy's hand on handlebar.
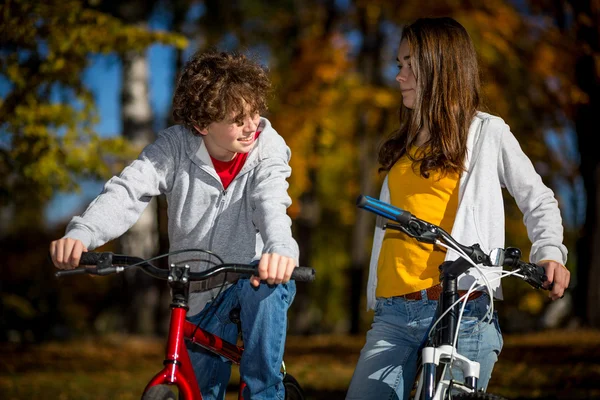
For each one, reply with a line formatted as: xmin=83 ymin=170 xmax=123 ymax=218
xmin=250 ymin=253 xmax=296 ymax=287
xmin=49 ymin=238 xmax=88 ymax=270
xmin=538 ymin=260 xmax=570 ymax=301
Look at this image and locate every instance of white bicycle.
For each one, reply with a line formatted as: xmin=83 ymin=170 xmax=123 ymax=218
xmin=357 ymin=194 xmax=551 ymax=400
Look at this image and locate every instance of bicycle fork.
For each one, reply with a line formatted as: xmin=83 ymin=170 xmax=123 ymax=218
xmin=144 ymin=306 xmax=203 ymax=399
xmin=415 ymin=258 xmax=481 ymax=400
xmin=416 ymin=345 xmax=481 ymax=400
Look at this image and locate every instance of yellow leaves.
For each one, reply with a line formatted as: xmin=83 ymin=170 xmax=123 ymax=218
xmin=315 ymin=63 xmax=342 ymax=83
xmin=92 ymin=10 xmax=110 ymax=26
xmin=14 ymin=101 xmax=78 ymax=129
xmin=480 ymin=29 xmax=519 ymax=66
xmin=519 ymin=291 xmax=545 ymax=314
xmin=270 ymin=25 xmax=398 ymax=226
xmin=322 ymin=85 xmax=396 ymax=110
xmin=3 ymin=0 xmax=187 ymax=58
xmin=570 ymin=85 xmax=590 ymax=105
xmin=365 ymin=3 xmax=382 ymax=25
xmin=318 ymin=124 xmax=337 ymax=149
xmin=26 ymin=150 xmax=67 ymax=185
xmin=52 ymin=57 xmax=66 ymax=72
xmin=4 ymin=93 xmax=134 ymax=201
xmin=473 ymin=2 xmax=520 ymax=39
xmin=4 ymin=63 xmax=26 ymax=88
xmin=2 ymin=293 xmax=37 ymax=319
xmin=371 ymin=88 xmax=397 ymax=108
xmin=531 ymin=43 xmax=559 ymax=79
xmin=466 ymin=7 xmax=522 ymax=66
xmin=1 ymin=0 xmax=189 ymax=208
xmin=153 ymin=31 xmax=190 ymax=51
xmin=577 ymin=11 xmax=595 ymax=28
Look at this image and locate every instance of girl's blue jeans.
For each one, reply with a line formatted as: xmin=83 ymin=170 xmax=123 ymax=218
xmin=346 ymin=292 xmax=503 ymax=400
xmin=186 ymin=278 xmax=296 ymax=400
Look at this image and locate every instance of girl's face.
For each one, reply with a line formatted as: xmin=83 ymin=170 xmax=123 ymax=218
xmin=395 ymin=39 xmax=417 ymax=110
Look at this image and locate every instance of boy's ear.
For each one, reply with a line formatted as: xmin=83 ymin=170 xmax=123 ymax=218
xmin=194 ymin=125 xmax=209 ymax=136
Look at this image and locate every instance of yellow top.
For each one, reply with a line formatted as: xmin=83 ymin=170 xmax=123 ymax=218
xmin=376 ymin=147 xmax=460 ymax=297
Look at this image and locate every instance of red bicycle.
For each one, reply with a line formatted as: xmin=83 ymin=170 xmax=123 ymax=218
xmin=55 ymin=249 xmax=315 ymax=400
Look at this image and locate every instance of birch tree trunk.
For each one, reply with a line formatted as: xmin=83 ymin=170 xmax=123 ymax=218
xmin=120 ymin=51 xmax=160 ymax=334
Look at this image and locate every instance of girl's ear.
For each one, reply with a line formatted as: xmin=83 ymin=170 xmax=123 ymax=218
xmin=194 ymin=125 xmax=209 ymax=136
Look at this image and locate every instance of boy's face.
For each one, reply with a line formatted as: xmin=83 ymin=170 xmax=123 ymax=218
xmin=196 ymin=112 xmax=261 ymax=161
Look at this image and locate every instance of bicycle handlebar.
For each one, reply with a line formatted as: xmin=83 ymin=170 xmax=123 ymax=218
xmin=356 ymin=194 xmax=549 ymax=290
xmin=55 ymin=251 xmax=316 ymax=283
xmin=356 ymin=194 xmax=413 ymax=225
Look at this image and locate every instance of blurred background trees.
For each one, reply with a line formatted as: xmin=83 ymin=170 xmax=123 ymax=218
xmin=0 ymin=0 xmax=597 ymax=342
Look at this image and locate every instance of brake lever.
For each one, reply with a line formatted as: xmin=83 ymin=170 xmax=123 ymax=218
xmin=517 ymin=262 xmax=548 ymax=289
xmin=384 ymin=220 xmax=439 ymax=244
xmin=384 ymin=222 xmax=414 ymax=237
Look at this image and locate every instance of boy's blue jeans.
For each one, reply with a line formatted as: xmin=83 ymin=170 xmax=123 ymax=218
xmin=186 ymin=278 xmax=296 ymax=400
xmin=346 ymin=292 xmax=503 ymax=400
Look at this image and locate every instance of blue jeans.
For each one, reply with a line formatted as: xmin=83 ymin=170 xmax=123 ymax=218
xmin=186 ymin=278 xmax=296 ymax=400
xmin=346 ymin=292 xmax=503 ymax=400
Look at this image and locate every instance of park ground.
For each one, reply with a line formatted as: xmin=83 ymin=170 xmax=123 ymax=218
xmin=1 ymin=329 xmax=599 ymax=399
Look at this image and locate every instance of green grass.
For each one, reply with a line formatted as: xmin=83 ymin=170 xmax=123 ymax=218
xmin=1 ymin=330 xmax=599 ymax=399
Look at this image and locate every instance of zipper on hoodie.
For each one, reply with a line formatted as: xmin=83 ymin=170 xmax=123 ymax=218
xmin=205 ymin=140 xmax=260 ymax=252
xmin=208 ymin=189 xmax=227 ymax=250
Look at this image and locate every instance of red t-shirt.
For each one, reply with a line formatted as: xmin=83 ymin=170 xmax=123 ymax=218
xmin=210 ymin=130 xmax=262 ymax=189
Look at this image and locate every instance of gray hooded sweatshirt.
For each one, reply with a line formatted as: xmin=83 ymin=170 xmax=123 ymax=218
xmin=64 ymin=117 xmax=299 ymax=315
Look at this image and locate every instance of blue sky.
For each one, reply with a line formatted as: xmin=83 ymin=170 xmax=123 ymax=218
xmin=43 ymin=43 xmax=177 ymax=226
xmin=44 ymin=6 xmax=181 ymax=226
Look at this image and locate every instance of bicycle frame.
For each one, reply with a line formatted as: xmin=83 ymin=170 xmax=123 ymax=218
xmin=142 ymin=264 xmax=246 ymax=400
xmin=413 ymin=258 xmax=482 ymax=400
xmin=143 ymin=306 xmax=248 ymax=400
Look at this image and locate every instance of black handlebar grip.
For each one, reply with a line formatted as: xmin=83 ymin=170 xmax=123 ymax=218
xmin=533 ymin=263 xmax=553 ymax=290
xmin=534 ymin=264 xmax=548 ymax=281
xmin=55 ymin=268 xmax=91 ymax=278
xmin=356 ymin=195 xmax=413 ymax=225
xmin=80 ymin=252 xmax=103 ymax=265
xmin=291 ymin=267 xmax=316 ymax=282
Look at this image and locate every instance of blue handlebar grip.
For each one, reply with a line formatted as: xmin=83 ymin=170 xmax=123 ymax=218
xmin=356 ymin=195 xmax=412 ymax=225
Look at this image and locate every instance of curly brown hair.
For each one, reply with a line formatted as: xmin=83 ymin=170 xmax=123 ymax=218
xmin=172 ymin=50 xmax=272 ymax=134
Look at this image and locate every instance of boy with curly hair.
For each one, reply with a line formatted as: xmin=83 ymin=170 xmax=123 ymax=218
xmin=50 ymin=50 xmax=299 ymax=400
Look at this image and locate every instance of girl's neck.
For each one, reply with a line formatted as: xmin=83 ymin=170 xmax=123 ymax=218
xmin=415 ymin=120 xmax=430 ymax=147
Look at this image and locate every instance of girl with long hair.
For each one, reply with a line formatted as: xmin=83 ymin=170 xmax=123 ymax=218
xmin=346 ymin=17 xmax=570 ymax=400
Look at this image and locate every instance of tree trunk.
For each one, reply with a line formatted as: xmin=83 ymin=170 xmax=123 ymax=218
xmin=120 ymin=50 xmax=160 ymax=335
xmin=570 ymin=0 xmax=600 ymax=327
xmin=350 ymin=115 xmax=377 ymax=334
xmin=291 ymin=129 xmax=320 ymax=334
xmin=349 ymin=4 xmax=385 ymax=334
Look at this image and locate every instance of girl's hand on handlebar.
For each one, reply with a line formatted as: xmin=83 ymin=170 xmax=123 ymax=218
xmin=538 ymin=260 xmax=570 ymax=301
xmin=49 ymin=238 xmax=88 ymax=270
xmin=250 ymin=253 xmax=296 ymax=287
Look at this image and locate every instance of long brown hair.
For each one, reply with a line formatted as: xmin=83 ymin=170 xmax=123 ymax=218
xmin=379 ymin=17 xmax=481 ymax=177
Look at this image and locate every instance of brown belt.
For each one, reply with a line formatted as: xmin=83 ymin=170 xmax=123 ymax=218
xmin=402 ymin=283 xmax=483 ymax=301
